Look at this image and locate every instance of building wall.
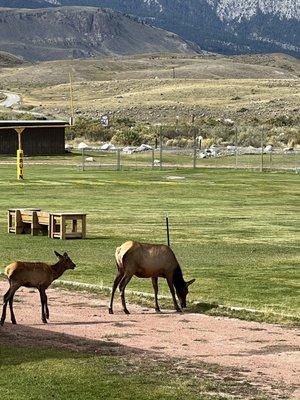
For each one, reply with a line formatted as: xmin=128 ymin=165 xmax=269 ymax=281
xmin=0 ymin=127 xmax=65 ymax=155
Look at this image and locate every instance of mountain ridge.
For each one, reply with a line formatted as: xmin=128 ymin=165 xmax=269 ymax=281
xmin=0 ymin=6 xmax=200 ymax=61
xmin=0 ymin=0 xmax=298 ymax=57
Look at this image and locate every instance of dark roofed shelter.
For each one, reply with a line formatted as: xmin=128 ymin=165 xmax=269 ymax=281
xmin=0 ymin=120 xmax=69 ymax=156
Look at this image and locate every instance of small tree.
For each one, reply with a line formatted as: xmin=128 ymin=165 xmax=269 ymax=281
xmin=111 ymin=130 xmax=142 ymax=146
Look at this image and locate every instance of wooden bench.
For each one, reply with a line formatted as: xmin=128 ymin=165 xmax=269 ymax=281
xmin=50 ymin=212 xmax=87 ymax=240
xmin=8 ymin=209 xmax=86 ymax=239
xmin=31 ymin=211 xmax=51 ymax=237
xmin=8 ymin=208 xmax=41 ymax=234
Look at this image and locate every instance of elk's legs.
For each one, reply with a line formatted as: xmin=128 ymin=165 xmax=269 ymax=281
xmin=152 ymin=277 xmax=161 ymax=312
xmin=119 ymin=274 xmax=133 ymax=314
xmin=166 ymin=275 xmax=181 ymax=312
xmin=109 ymin=270 xmax=124 ymax=314
xmin=39 ymin=288 xmax=48 ymax=324
xmin=1 ymin=284 xmax=19 ymax=325
xmin=9 ymin=295 xmax=16 ymax=324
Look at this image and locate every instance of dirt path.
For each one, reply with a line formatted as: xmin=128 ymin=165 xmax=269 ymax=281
xmin=0 ymin=282 xmax=299 ymax=399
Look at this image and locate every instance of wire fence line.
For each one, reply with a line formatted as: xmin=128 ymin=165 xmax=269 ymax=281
xmin=79 ymin=146 xmax=299 ymax=173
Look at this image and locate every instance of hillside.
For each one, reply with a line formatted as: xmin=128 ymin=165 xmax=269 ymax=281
xmin=0 ymin=53 xmax=299 ymax=124
xmin=0 ymin=51 xmax=27 ymax=67
xmin=0 ymin=7 xmax=199 ymax=61
xmin=39 ymin=0 xmax=299 ymax=58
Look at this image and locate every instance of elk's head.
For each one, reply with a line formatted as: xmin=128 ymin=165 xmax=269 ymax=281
xmin=54 ymin=251 xmax=76 ymax=270
xmin=176 ymin=279 xmax=195 ymax=308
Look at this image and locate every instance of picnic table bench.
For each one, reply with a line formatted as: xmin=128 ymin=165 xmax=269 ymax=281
xmin=7 ymin=209 xmax=86 ymax=239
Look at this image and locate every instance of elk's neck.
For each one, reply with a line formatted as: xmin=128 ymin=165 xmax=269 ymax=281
xmin=173 ymin=265 xmax=185 ymax=292
xmin=51 ymin=262 xmax=66 ymax=281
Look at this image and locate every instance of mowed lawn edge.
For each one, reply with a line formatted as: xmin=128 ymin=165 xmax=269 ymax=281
xmin=0 ymin=165 xmax=299 ymax=324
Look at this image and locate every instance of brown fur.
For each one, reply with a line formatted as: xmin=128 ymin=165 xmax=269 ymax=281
xmin=1 ymin=251 xmax=76 ymax=326
xmin=109 ymin=241 xmax=195 ymax=314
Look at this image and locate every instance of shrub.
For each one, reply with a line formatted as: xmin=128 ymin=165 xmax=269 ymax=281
xmin=111 ymin=129 xmax=142 ymax=146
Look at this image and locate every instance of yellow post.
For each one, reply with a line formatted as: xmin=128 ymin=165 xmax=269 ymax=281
xmin=15 ymin=128 xmax=25 ymax=180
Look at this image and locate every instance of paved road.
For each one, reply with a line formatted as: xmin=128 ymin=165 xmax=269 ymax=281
xmin=0 ymin=92 xmax=21 ymax=108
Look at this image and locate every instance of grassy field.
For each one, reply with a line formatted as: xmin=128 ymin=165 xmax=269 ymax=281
xmin=0 ymin=340 xmax=271 ymax=400
xmin=0 ymin=164 xmax=299 ymax=323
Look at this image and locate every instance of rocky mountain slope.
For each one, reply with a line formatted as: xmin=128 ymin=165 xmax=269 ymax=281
xmin=28 ymin=0 xmax=298 ymax=57
xmin=0 ymin=0 xmax=59 ymax=7
xmin=0 ymin=6 xmax=199 ymax=61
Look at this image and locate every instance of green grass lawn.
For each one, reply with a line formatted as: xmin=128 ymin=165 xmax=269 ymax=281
xmin=0 ymin=342 xmax=269 ymax=400
xmin=0 ymin=164 xmax=299 ymax=322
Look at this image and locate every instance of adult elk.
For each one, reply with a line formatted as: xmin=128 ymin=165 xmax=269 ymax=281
xmin=1 ymin=251 xmax=76 ymax=325
xmin=109 ymin=241 xmax=195 ymax=314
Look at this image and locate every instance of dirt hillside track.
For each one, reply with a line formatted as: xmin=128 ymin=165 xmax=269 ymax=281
xmin=0 ymin=281 xmax=299 ymax=399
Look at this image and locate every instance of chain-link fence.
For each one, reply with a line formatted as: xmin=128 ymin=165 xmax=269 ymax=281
xmin=78 ymin=146 xmax=299 ymax=173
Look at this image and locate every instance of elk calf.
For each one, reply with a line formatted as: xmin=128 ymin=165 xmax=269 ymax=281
xmin=1 ymin=251 xmax=76 ymax=325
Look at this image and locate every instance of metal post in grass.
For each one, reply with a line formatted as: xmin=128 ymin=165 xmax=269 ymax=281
xmin=165 ymin=212 xmax=170 ymax=247
xmin=117 ymin=149 xmax=121 ymax=171
xmin=235 ymin=126 xmax=238 ymax=169
xmin=81 ymin=148 xmax=85 ymax=171
xmin=159 ymin=124 xmax=163 ymax=170
xmin=192 ymin=116 xmax=197 ymax=169
xmin=260 ymin=129 xmax=264 ymax=173
xmin=151 ymin=148 xmax=155 ymax=169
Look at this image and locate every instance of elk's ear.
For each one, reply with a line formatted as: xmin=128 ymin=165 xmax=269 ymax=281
xmin=186 ymin=279 xmax=196 ymax=287
xmin=54 ymin=251 xmax=62 ymax=258
xmin=63 ymin=252 xmax=68 ymax=257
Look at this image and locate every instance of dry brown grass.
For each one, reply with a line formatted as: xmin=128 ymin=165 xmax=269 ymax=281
xmin=0 ymin=53 xmax=299 ymax=123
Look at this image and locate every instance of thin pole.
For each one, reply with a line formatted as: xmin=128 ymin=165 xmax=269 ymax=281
xmin=117 ymin=149 xmax=121 ymax=171
xmin=69 ymin=72 xmax=75 ymax=124
xmin=81 ymin=148 xmax=85 ymax=171
xmin=165 ymin=213 xmax=170 ymax=247
xmin=151 ymin=148 xmax=155 ymax=169
xmin=193 ymin=127 xmax=197 ymax=169
xmin=235 ymin=127 xmax=238 ymax=169
xmin=260 ymin=130 xmax=264 ymax=173
xmin=159 ymin=125 xmax=163 ymax=170
xmin=172 ymin=67 xmax=175 ymax=79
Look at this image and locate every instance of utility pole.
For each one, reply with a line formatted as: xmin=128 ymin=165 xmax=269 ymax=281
xmin=69 ymin=72 xmax=75 ymax=126
xmin=191 ymin=114 xmax=197 ymax=169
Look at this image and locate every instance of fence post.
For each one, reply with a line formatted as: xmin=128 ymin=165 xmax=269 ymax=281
xmin=151 ymin=149 xmax=155 ymax=169
xmin=159 ymin=125 xmax=163 ymax=170
xmin=116 ymin=149 xmax=121 ymax=171
xmin=260 ymin=130 xmax=264 ymax=173
xmin=235 ymin=127 xmax=238 ymax=169
xmin=193 ymin=128 xmax=197 ymax=169
xmin=81 ymin=148 xmax=85 ymax=171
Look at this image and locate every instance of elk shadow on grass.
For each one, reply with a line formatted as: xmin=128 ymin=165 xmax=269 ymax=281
xmin=0 ymin=323 xmax=147 ymax=366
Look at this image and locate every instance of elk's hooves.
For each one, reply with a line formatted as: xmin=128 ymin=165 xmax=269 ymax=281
xmin=124 ymin=309 xmax=130 ymax=315
xmin=108 ymin=308 xmax=114 ymax=314
xmin=42 ymin=319 xmax=48 ymax=324
xmin=0 ymin=320 xmax=4 ymax=326
xmin=11 ymin=320 xmax=17 ymax=325
xmin=155 ymin=308 xmax=161 ymax=313
xmin=176 ymin=308 xmax=183 ymax=313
